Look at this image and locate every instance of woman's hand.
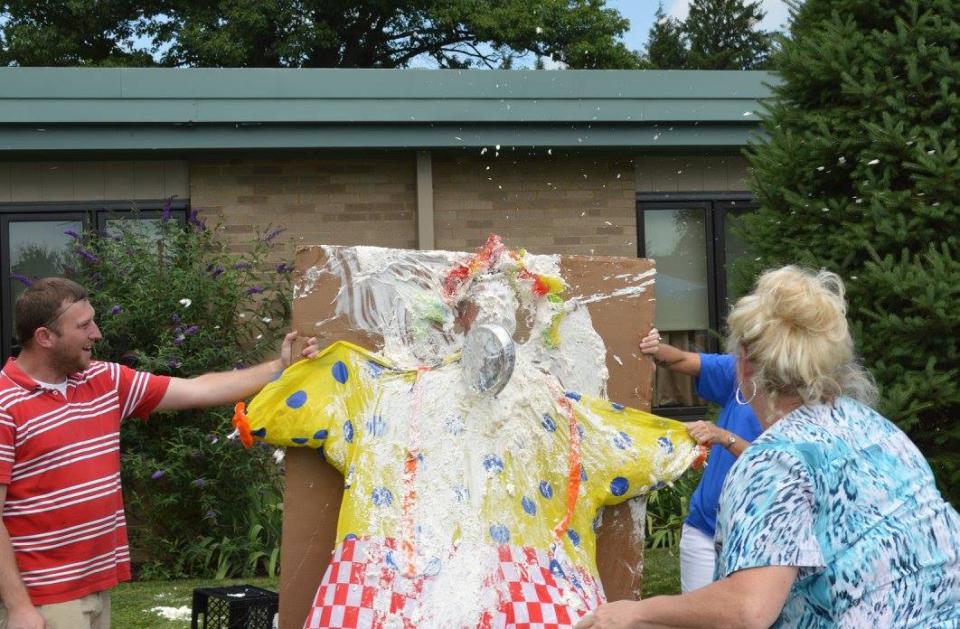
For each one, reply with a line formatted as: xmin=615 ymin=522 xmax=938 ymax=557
xmin=686 ymin=420 xmax=727 ymax=446
xmin=638 ymin=327 xmax=663 ymax=357
xmin=575 ymin=601 xmax=641 ymax=628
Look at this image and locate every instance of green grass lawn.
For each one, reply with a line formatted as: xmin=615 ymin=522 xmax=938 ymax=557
xmin=114 ymin=548 xmax=679 ymax=627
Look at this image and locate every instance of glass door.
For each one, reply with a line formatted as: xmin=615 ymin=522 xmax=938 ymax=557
xmin=1 ymin=213 xmax=84 ymax=358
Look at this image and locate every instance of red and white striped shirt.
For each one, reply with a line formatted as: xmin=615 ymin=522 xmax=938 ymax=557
xmin=0 ymin=358 xmax=169 ymax=605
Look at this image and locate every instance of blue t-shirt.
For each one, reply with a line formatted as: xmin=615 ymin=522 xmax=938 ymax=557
xmin=716 ymin=397 xmax=960 ymax=627
xmin=684 ymin=353 xmax=763 ymax=537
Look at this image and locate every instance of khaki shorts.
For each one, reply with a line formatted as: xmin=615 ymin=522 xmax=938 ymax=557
xmin=0 ymin=590 xmax=110 ymax=629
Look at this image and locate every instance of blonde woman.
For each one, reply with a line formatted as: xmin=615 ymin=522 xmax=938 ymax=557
xmin=578 ymin=266 xmax=960 ymax=628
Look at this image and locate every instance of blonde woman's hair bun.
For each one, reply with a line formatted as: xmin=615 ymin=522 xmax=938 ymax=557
xmin=727 ymin=265 xmax=877 ymax=408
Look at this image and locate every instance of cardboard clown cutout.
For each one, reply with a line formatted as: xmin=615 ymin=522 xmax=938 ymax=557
xmin=235 ymin=236 xmax=702 ymax=628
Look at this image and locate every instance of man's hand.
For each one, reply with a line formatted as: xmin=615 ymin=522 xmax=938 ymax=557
xmin=575 ymin=601 xmax=641 ymax=629
xmin=5 ymin=603 xmax=46 ymax=629
xmin=638 ymin=327 xmax=663 ymax=357
xmin=279 ymin=331 xmax=322 ymax=369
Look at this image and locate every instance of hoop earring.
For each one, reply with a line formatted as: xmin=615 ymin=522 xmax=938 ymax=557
xmin=736 ymin=380 xmax=757 ymax=406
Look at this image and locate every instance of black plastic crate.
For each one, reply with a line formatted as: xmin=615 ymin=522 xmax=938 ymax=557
xmin=191 ymin=585 xmax=279 ymax=629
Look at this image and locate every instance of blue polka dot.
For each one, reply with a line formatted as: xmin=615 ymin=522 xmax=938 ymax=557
xmin=541 ymin=414 xmax=557 ymax=432
xmin=521 ymin=496 xmax=537 ymax=515
xmin=580 ymin=467 xmax=588 ymax=482
xmin=444 ymin=415 xmax=465 ymax=435
xmin=332 ymin=361 xmax=349 ymax=384
xmin=549 ymin=559 xmax=564 ymax=577
xmin=610 ymin=476 xmax=629 ymax=496
xmin=252 ymin=427 xmax=267 ymax=438
xmin=344 ymin=420 xmax=354 ymax=443
xmin=366 ymin=361 xmax=383 ymax=377
xmin=371 ymin=487 xmax=393 ymax=507
xmin=564 ymin=391 xmax=582 ymax=401
xmin=657 ymin=436 xmax=674 ymax=453
xmin=539 ymin=480 xmax=553 ymax=499
xmin=614 ymin=431 xmax=632 ymax=450
xmin=423 ymin=557 xmax=442 ymax=577
xmin=366 ymin=416 xmax=386 ymax=437
xmin=611 ymin=402 xmax=624 ymax=411
xmin=385 ymin=551 xmax=399 ymax=571
xmin=489 ymin=524 xmax=511 ymax=544
xmin=313 ymin=429 xmax=328 ymax=440
xmin=291 ymin=437 xmax=308 ymax=444
xmin=567 ymin=529 xmax=581 ymax=546
xmin=286 ymin=390 xmax=307 ymax=409
xmin=483 ymin=455 xmax=504 ymax=474
xmin=344 ymin=533 xmax=357 ymax=541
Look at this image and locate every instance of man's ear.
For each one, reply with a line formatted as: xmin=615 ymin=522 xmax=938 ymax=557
xmin=33 ymin=327 xmax=57 ymax=349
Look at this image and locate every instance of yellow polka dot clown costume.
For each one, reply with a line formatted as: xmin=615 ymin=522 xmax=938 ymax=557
xmin=234 ymin=236 xmax=704 ymax=628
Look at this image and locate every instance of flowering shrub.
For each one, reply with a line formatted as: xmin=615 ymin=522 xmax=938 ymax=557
xmin=66 ymin=204 xmax=293 ymax=579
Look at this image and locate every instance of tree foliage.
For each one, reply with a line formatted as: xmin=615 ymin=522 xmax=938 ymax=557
xmin=740 ymin=0 xmax=960 ymax=503
xmin=1 ymin=0 xmax=641 ymax=69
xmin=643 ymin=0 xmax=772 ymax=70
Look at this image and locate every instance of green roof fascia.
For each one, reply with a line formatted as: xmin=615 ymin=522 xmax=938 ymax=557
xmin=0 ymin=68 xmax=775 ymax=125
xmin=0 ymin=123 xmax=761 ymax=152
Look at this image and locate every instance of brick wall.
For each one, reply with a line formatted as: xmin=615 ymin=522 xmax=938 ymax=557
xmin=190 ymin=156 xmax=418 ymax=260
xmin=433 ymin=152 xmax=637 ymax=257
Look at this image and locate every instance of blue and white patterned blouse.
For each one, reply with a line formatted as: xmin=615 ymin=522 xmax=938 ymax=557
xmin=715 ymin=396 xmax=960 ymax=627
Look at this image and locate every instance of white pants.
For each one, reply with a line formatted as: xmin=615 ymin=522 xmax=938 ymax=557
xmin=679 ymin=522 xmax=717 ymax=592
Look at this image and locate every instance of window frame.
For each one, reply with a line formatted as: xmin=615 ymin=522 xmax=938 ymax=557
xmin=1 ymin=199 xmax=188 ymax=360
xmin=636 ymin=193 xmax=756 ymax=419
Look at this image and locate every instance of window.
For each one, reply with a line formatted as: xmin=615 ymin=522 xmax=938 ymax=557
xmin=637 ymin=195 xmax=755 ymax=418
xmin=1 ymin=201 xmax=187 ymax=360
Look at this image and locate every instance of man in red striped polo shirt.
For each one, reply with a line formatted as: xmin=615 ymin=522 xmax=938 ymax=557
xmin=0 ymin=278 xmax=318 ymax=629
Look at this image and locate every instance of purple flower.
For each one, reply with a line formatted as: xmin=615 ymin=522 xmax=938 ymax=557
xmin=150 ymin=470 xmax=165 ymax=480
xmin=161 ymin=197 xmax=174 ymax=222
xmin=167 ymin=358 xmax=181 ymax=370
xmin=191 ymin=478 xmax=206 ymax=488
xmin=110 ymin=305 xmax=122 ymax=315
xmin=173 ymin=336 xmax=185 ymax=346
xmin=203 ymin=509 xmax=219 ymax=522
xmin=210 ymin=265 xmax=225 ymax=278
xmin=184 ymin=325 xmax=199 ymax=336
xmin=207 ymin=433 xmax=220 ymax=444
xmin=171 ymin=313 xmax=181 ymax=324
xmin=11 ymin=273 xmax=33 ymax=287
xmin=263 ymin=227 xmax=286 ymax=243
xmin=232 ymin=262 xmax=252 ymax=271
xmin=187 ymin=209 xmax=206 ymax=231
xmin=64 ymin=229 xmax=80 ymax=239
xmin=276 ymin=263 xmax=293 ymax=274
xmin=245 ymin=286 xmax=264 ymax=295
xmin=78 ymin=250 xmax=98 ymax=264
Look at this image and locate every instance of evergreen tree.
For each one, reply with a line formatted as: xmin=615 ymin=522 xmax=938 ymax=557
xmin=685 ymin=0 xmax=771 ymax=69
xmin=644 ymin=4 xmax=688 ymax=69
xmin=741 ymin=0 xmax=960 ymax=503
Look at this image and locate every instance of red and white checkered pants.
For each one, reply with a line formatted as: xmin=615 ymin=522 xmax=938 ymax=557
xmin=303 ymin=537 xmax=605 ymax=628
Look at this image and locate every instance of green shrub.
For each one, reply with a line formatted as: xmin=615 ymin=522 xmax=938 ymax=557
xmin=645 ymin=468 xmax=702 ymax=549
xmin=741 ymin=0 xmax=959 ymax=504
xmin=66 ymin=205 xmax=293 ymax=579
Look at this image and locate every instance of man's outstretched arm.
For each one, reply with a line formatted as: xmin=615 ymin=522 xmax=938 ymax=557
xmin=155 ymin=331 xmax=320 ymax=412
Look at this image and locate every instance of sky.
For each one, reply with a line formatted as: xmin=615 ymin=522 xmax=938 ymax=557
xmin=610 ymin=0 xmax=793 ymax=54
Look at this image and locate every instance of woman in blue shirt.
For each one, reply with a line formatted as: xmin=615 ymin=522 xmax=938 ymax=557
xmin=639 ymin=329 xmax=763 ymax=592
xmin=579 ymin=266 xmax=959 ymax=628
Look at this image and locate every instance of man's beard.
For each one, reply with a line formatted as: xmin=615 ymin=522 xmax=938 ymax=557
xmin=49 ymin=343 xmax=88 ymax=376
